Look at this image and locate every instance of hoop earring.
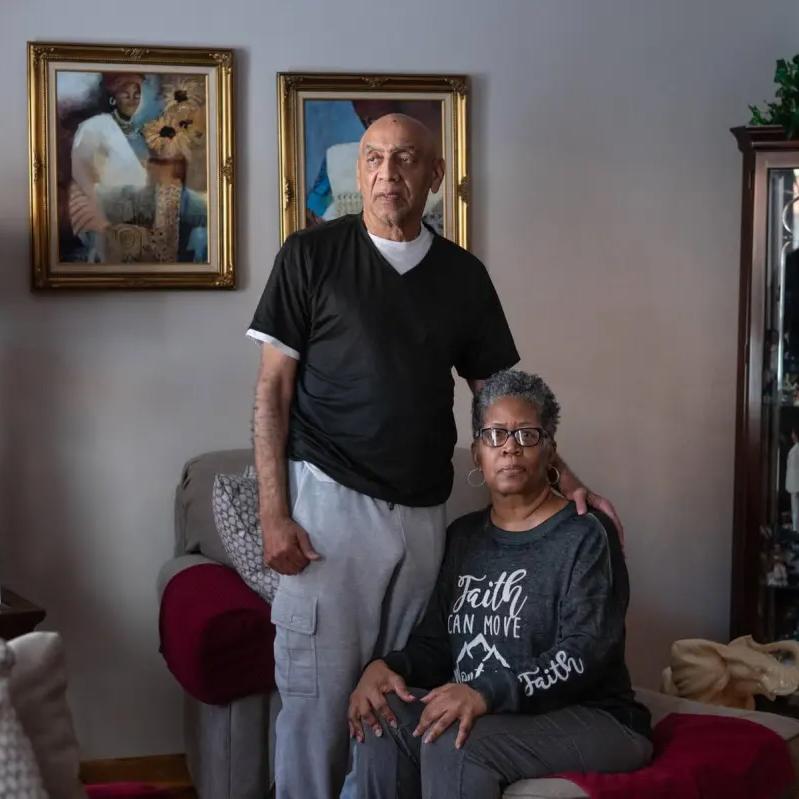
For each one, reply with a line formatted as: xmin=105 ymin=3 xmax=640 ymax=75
xmin=109 ymin=97 xmax=116 ymax=107
xmin=546 ymin=465 xmax=561 ymax=487
xmin=466 ymin=468 xmax=485 ymax=488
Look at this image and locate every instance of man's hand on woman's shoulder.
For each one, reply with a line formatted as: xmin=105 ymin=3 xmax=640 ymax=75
xmin=555 ymin=456 xmax=624 ymax=542
xmin=571 ymin=487 xmax=624 ymax=543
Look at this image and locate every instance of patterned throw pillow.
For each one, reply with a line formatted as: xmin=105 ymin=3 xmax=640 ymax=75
xmin=9 ymin=633 xmax=86 ymax=799
xmin=0 ymin=639 xmax=47 ymax=799
xmin=212 ymin=473 xmax=280 ymax=603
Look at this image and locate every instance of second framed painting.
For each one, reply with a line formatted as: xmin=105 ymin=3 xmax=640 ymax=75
xmin=277 ymin=72 xmax=469 ymax=249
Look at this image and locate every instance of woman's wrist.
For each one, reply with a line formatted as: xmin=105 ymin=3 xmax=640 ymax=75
xmin=467 ymin=684 xmax=489 ymax=714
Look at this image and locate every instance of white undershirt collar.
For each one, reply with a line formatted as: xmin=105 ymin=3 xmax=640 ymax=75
xmin=367 ymin=225 xmax=434 ymax=275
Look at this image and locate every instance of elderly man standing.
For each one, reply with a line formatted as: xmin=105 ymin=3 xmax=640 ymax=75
xmin=247 ymin=114 xmax=617 ymax=799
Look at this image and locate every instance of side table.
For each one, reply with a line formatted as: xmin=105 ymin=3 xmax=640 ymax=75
xmin=0 ymin=588 xmax=46 ymax=640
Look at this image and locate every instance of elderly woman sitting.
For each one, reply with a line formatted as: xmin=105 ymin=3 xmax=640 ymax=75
xmin=348 ymin=369 xmax=652 ymax=799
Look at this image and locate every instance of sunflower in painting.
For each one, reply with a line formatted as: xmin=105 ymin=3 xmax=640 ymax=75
xmin=159 ymin=75 xmax=205 ymax=113
xmin=142 ymin=116 xmax=193 ymax=160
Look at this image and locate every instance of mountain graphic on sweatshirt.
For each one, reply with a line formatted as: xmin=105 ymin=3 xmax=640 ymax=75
xmin=454 ymin=634 xmax=511 ymax=682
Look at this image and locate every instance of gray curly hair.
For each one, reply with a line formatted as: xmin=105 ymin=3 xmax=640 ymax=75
xmin=472 ymin=370 xmax=561 ymax=439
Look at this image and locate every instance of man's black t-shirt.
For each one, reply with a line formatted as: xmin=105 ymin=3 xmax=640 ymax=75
xmin=250 ymin=214 xmax=519 ymax=506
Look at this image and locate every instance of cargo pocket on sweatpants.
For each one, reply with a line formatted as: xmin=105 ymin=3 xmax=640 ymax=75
xmin=272 ymin=589 xmax=318 ymax=697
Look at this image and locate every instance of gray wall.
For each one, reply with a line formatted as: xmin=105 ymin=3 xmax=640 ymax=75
xmin=1 ymin=0 xmax=796 ymax=757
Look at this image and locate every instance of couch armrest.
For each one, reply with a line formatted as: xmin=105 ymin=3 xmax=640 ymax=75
xmin=159 ymin=562 xmax=276 ymax=705
xmin=157 ymin=554 xmax=219 ymax=599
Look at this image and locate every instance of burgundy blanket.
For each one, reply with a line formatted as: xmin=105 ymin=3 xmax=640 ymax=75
xmin=558 ymin=713 xmax=795 ymax=799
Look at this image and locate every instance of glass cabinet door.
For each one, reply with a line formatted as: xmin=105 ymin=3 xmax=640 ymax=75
xmin=763 ymin=167 xmax=799 ymax=639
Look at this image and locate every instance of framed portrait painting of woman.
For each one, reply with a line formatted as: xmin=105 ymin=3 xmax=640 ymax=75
xmin=28 ymin=43 xmax=234 ymax=289
xmin=277 ymin=72 xmax=470 ymax=249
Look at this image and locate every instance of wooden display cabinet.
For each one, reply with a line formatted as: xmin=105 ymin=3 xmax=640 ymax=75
xmin=731 ymin=126 xmax=799 ymax=642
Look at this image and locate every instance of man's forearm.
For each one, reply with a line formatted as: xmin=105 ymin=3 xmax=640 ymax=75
xmin=253 ymin=380 xmax=290 ymax=521
xmin=553 ymin=453 xmax=583 ymax=496
xmin=468 ymin=378 xmax=486 ymax=395
xmin=253 ymin=358 xmax=296 ymax=522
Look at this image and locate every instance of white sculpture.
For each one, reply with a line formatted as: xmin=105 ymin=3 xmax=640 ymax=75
xmin=661 ymin=635 xmax=799 ymax=710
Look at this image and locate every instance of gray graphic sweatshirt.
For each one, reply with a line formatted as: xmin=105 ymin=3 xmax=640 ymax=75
xmin=381 ymin=503 xmax=651 ymax=738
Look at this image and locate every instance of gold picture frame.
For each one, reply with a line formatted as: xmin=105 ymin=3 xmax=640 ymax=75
xmin=28 ymin=42 xmax=235 ymax=289
xmin=277 ymin=72 xmax=469 ymax=249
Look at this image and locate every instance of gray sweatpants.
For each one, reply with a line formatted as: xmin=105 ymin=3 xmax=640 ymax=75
xmin=357 ymin=690 xmax=652 ymax=799
xmin=272 ymin=461 xmax=447 ymax=799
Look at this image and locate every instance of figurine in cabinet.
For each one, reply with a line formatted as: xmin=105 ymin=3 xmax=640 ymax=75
xmin=768 ymin=544 xmax=790 ymax=587
xmin=787 ymin=429 xmax=799 ymax=531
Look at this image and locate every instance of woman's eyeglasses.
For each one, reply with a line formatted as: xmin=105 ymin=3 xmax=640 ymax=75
xmin=476 ymin=427 xmax=548 ymax=448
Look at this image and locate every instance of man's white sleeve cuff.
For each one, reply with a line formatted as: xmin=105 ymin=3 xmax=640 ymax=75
xmin=246 ymin=329 xmax=301 ymax=360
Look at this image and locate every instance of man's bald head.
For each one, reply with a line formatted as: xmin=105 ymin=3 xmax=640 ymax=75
xmin=356 ymin=113 xmax=445 ymax=241
xmin=359 ymin=113 xmax=440 ymax=159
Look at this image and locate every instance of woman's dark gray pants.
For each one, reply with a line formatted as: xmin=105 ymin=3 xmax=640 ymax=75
xmin=357 ymin=691 xmax=652 ymax=799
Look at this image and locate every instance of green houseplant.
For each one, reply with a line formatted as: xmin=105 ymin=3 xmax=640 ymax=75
xmin=750 ymin=55 xmax=799 ymax=138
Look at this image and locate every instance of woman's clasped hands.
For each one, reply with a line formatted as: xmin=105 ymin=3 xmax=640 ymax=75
xmin=348 ymin=660 xmax=488 ymax=749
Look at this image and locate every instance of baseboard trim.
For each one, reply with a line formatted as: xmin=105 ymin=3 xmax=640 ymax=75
xmin=79 ymin=753 xmax=192 ymax=785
